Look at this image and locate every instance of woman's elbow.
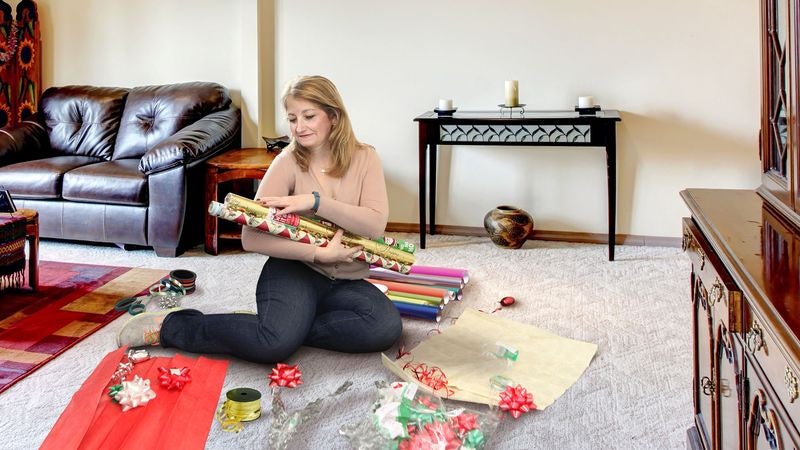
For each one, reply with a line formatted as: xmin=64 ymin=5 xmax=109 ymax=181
xmin=241 ymin=227 xmax=257 ymax=251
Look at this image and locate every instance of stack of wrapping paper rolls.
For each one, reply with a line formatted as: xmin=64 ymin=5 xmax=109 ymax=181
xmin=208 ymin=193 xmax=415 ymax=273
xmin=368 ymin=265 xmax=470 ymax=322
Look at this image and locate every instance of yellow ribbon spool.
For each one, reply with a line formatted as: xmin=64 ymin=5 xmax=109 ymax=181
xmin=217 ymin=388 xmax=262 ymax=433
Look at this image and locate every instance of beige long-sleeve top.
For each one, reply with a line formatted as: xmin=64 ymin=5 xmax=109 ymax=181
xmin=241 ymin=144 xmax=389 ymax=280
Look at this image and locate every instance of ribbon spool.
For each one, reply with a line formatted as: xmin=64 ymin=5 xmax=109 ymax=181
xmin=169 ymin=269 xmax=197 ymax=294
xmin=217 ymin=388 xmax=262 ymax=433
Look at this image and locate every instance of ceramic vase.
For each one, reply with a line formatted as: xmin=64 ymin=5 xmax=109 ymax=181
xmin=483 ymin=205 xmax=534 ymax=249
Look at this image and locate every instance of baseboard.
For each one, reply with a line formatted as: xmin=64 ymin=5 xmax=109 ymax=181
xmin=385 ymin=222 xmax=682 ymax=248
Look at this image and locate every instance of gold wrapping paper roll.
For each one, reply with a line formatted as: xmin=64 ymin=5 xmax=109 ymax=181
xmin=223 ymin=193 xmax=415 ymax=265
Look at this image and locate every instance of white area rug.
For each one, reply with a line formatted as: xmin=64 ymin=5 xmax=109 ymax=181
xmin=0 ymin=235 xmax=692 ymax=449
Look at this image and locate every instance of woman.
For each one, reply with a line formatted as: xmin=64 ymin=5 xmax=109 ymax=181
xmin=118 ymin=75 xmax=403 ymax=363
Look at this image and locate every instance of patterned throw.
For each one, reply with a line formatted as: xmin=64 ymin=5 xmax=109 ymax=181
xmin=0 ymin=214 xmax=25 ymax=291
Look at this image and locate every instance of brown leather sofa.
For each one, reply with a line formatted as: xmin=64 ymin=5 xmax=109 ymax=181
xmin=0 ymin=82 xmax=240 ymax=256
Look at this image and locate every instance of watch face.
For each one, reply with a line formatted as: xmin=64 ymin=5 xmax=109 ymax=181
xmin=0 ymin=188 xmax=16 ymax=213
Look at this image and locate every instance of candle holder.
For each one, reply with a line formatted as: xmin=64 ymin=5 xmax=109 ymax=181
xmin=498 ymin=103 xmax=526 ymax=117
xmin=434 ymin=107 xmax=458 ymax=116
xmin=574 ymin=105 xmax=601 ymax=116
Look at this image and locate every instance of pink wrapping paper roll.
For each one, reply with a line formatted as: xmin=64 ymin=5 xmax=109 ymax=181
xmin=409 ymin=265 xmax=469 ymax=283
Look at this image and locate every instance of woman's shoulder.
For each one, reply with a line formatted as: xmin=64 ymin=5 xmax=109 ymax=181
xmin=352 ymin=143 xmax=380 ymax=163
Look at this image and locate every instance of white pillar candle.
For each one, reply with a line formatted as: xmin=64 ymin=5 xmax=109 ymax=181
xmin=504 ymin=80 xmax=519 ymax=106
xmin=578 ymin=95 xmax=594 ymax=108
xmin=438 ymin=99 xmax=453 ymax=111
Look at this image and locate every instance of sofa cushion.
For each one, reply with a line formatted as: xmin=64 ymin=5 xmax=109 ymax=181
xmin=113 ymin=82 xmax=231 ymax=160
xmin=41 ymin=86 xmax=129 ymax=160
xmin=62 ymin=159 xmax=148 ymax=206
xmin=0 ymin=155 xmax=102 ymax=199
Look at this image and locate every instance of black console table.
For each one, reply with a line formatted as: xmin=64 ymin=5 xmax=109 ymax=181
xmin=414 ymin=109 xmax=622 ymax=260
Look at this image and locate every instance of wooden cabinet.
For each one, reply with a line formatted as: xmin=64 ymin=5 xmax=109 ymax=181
xmin=683 ymin=1 xmax=800 ymax=447
xmin=759 ymin=0 xmax=800 ymax=229
xmin=682 ymin=190 xmax=800 ymax=450
xmin=685 ymin=217 xmax=745 ymax=450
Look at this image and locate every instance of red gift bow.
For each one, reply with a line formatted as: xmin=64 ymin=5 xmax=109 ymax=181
xmin=498 ymin=384 xmax=536 ymax=419
xmin=158 ymin=366 xmax=192 ymax=390
xmin=451 ymin=412 xmax=478 ymax=434
xmin=268 ymin=363 xmax=303 ymax=388
xmin=399 ymin=420 xmax=461 ymax=450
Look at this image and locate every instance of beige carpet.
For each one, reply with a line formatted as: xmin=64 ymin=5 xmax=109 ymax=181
xmin=0 ymin=234 xmax=692 ymax=449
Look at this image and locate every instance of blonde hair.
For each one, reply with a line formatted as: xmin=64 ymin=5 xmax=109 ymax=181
xmin=281 ymin=75 xmax=360 ymax=177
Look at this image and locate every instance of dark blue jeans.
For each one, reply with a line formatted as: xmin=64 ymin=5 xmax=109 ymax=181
xmin=160 ymin=257 xmax=403 ymax=363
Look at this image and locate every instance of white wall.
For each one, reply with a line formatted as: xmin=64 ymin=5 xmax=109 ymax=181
xmin=275 ymin=0 xmax=761 ymax=237
xmin=34 ymin=0 xmax=761 ymax=238
xmin=37 ymin=0 xmax=259 ymax=143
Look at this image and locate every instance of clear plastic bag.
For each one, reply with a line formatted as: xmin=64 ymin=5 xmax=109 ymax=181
xmin=340 ymin=381 xmax=499 ymax=450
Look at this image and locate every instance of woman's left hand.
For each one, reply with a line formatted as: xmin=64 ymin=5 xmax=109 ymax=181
xmin=258 ymin=194 xmax=315 ymax=215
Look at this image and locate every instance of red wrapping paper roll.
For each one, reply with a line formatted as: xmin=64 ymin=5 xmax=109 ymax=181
xmin=366 ymin=278 xmax=454 ymax=301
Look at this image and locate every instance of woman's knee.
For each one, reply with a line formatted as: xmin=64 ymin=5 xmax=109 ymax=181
xmin=371 ymin=307 xmax=403 ymax=350
xmin=250 ymin=325 xmax=304 ymax=363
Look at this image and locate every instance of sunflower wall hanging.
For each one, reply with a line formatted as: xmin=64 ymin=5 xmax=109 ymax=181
xmin=0 ymin=0 xmax=40 ymax=129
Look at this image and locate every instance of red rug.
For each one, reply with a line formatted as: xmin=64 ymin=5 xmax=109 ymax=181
xmin=0 ymin=261 xmax=166 ymax=394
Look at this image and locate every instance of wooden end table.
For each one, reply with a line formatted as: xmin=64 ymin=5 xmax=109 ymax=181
xmin=205 ymin=148 xmax=279 ymax=255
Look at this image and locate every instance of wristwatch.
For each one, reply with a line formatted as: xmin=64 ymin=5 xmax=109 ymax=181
xmin=311 ymin=191 xmax=320 ymax=213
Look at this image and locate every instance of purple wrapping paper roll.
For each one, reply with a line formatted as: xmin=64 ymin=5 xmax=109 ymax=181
xmin=408 ymin=265 xmax=470 ymax=283
xmin=369 ymin=268 xmax=464 ymax=288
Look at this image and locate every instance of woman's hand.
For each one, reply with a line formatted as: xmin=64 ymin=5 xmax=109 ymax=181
xmin=314 ymin=229 xmax=363 ymax=264
xmin=258 ymin=194 xmax=315 ymax=215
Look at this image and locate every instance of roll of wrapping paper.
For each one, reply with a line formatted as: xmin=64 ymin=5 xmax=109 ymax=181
xmin=368 ymin=267 xmax=464 ymax=288
xmin=208 ymin=201 xmax=411 ymax=274
xmin=223 ymin=193 xmax=415 ymax=265
xmin=375 ymin=236 xmax=416 ymax=254
xmin=429 ymin=285 xmax=463 ymax=301
xmin=392 ymin=302 xmax=441 ymax=322
xmin=365 ymin=278 xmax=453 ymax=302
xmin=387 ymin=290 xmax=444 ymax=305
xmin=388 ymin=294 xmax=444 ymax=309
xmin=386 ymin=291 xmax=445 ymax=309
xmin=409 ymin=265 xmax=469 ymax=283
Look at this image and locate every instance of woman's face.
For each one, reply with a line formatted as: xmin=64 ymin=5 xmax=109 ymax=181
xmin=285 ymin=96 xmax=334 ymax=153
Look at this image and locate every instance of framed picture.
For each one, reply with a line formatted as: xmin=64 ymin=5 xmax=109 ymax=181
xmin=0 ymin=186 xmax=16 ymax=213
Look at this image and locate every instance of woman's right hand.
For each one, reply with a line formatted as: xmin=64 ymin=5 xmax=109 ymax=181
xmin=314 ymin=229 xmax=363 ymax=264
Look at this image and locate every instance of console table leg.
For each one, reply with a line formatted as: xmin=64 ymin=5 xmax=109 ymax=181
xmin=418 ymin=126 xmax=428 ymax=249
xmin=430 ymin=144 xmax=437 ymax=236
xmin=606 ymin=129 xmax=617 ymax=261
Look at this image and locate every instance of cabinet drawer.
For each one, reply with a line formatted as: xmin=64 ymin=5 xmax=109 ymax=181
xmin=744 ymin=302 xmax=800 ymax=429
xmin=683 ymin=218 xmax=743 ymax=332
xmin=744 ymin=346 xmax=800 ymax=449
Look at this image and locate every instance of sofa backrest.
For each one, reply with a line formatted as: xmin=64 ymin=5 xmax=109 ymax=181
xmin=40 ymin=86 xmax=130 ymax=160
xmin=112 ymin=82 xmax=231 ymax=160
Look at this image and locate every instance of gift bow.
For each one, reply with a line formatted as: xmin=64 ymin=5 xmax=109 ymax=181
xmin=498 ymin=384 xmax=536 ymax=419
xmin=158 ymin=366 xmax=192 ymax=390
xmin=114 ymin=375 xmax=157 ymax=412
xmin=268 ymin=363 xmax=303 ymax=388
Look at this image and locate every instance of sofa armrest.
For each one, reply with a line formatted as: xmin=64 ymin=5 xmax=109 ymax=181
xmin=138 ymin=106 xmax=241 ymax=175
xmin=0 ymin=114 xmax=51 ymax=166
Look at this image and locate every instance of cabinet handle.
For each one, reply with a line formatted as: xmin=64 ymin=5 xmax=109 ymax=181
xmin=701 ymin=376 xmax=715 ymax=396
xmin=785 ymin=367 xmax=798 ymax=403
xmin=747 ymin=321 xmax=764 ymax=354
xmin=682 ymin=229 xmax=692 ymax=252
xmin=709 ymin=278 xmax=724 ymax=306
xmin=698 ymin=247 xmax=705 ymax=271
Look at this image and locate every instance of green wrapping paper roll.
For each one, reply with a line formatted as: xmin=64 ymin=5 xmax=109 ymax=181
xmin=223 ymin=193 xmax=415 ymax=265
xmin=208 ymin=201 xmax=411 ymax=274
